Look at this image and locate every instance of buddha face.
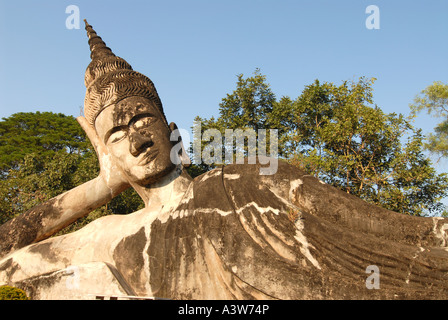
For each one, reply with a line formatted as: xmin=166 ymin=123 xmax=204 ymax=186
xmin=95 ymin=96 xmax=176 ymax=186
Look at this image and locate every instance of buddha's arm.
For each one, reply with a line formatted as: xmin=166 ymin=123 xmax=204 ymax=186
xmin=0 ymin=116 xmax=132 ymax=259
xmin=0 ymin=175 xmax=129 ymax=259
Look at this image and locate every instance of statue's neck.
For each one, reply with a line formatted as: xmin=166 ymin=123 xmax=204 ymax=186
xmin=131 ymin=165 xmax=192 ymax=211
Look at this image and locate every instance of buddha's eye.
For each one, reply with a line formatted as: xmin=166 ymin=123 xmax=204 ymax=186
xmin=132 ymin=115 xmax=156 ymax=137
xmin=107 ymin=128 xmax=127 ymax=144
xmin=134 ymin=116 xmax=155 ymax=130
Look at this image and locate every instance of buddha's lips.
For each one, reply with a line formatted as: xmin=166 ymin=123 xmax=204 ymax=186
xmin=138 ymin=148 xmax=159 ymax=165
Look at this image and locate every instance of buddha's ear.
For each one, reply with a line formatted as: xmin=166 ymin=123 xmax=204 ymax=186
xmin=169 ymin=122 xmax=177 ymax=133
xmin=169 ymin=122 xmax=191 ymax=167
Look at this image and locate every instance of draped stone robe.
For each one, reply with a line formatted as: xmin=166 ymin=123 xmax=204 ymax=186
xmin=0 ymin=161 xmax=447 ymax=299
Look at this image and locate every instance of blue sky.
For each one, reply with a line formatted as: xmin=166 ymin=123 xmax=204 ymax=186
xmin=0 ymin=0 xmax=447 ymax=167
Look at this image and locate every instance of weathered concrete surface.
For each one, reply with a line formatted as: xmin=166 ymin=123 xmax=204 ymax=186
xmin=1 ymin=160 xmax=447 ymax=300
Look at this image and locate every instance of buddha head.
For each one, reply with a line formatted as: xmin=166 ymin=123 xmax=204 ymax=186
xmin=83 ymin=20 xmax=181 ymax=186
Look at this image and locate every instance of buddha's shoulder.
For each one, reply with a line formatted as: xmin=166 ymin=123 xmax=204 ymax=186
xmin=193 ymin=158 xmax=306 ymax=183
xmin=190 ymin=158 xmax=309 ymax=205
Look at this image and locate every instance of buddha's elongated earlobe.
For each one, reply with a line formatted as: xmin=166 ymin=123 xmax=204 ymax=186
xmin=169 ymin=122 xmax=191 ymax=167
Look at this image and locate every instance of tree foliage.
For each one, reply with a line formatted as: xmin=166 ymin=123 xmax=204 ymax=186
xmin=218 ymin=68 xmax=276 ymax=131
xmin=289 ymin=78 xmax=448 ymax=216
xmin=188 ymin=69 xmax=282 ymax=177
xmin=410 ymin=81 xmax=448 ymax=160
xmin=0 ymin=112 xmax=89 ymax=178
xmin=0 ymin=285 xmax=29 ymax=300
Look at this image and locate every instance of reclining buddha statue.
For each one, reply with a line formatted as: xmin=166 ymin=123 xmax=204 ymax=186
xmin=0 ymin=21 xmax=447 ymax=300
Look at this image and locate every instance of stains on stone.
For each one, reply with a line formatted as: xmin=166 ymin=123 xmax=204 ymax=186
xmin=146 ymin=220 xmax=166 ymax=297
xmin=193 ymin=168 xmax=234 ymax=213
xmin=0 ymin=258 xmax=20 ymax=282
xmin=0 ymin=258 xmax=13 ymax=272
xmin=27 ymin=242 xmax=60 ymax=264
xmin=16 ymin=269 xmax=65 ymax=300
xmin=113 ymin=227 xmax=147 ymax=295
xmin=147 ymin=162 xmax=328 ymax=299
xmin=148 ymin=166 xmax=238 ymax=299
xmin=222 ymin=163 xmax=305 ymax=260
xmin=104 ymin=262 xmax=138 ymax=296
xmin=0 ymin=198 xmax=58 ymax=259
xmin=317 ymin=179 xmax=442 ymax=248
xmin=111 ymin=96 xmax=165 ymax=129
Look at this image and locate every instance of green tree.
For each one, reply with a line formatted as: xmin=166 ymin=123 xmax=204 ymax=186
xmin=0 ymin=112 xmax=90 ymax=178
xmin=410 ymin=81 xmax=448 ymax=160
xmin=218 ymin=68 xmax=276 ymax=131
xmin=0 ymin=286 xmax=29 ymax=300
xmin=189 ymin=69 xmax=282 ymax=177
xmin=289 ymin=78 xmax=448 ymax=216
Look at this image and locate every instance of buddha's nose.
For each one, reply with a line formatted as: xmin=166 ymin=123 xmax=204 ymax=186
xmin=129 ymin=129 xmax=153 ymax=157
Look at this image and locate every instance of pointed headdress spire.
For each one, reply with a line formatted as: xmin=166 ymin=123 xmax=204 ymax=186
xmin=83 ymin=20 xmax=166 ymax=126
xmin=84 ymin=19 xmax=114 ymax=60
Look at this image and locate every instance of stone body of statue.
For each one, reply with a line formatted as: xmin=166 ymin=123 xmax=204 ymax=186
xmin=0 ymin=21 xmax=447 ymax=300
